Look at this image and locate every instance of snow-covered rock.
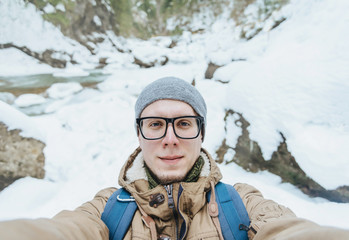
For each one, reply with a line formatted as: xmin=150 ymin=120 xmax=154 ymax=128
xmin=46 ymin=82 xmax=83 ymax=99
xmin=14 ymin=94 xmax=46 ymax=108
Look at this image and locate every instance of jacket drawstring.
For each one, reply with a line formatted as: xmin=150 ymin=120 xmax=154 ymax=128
xmin=208 ymin=181 xmax=224 ymax=240
xmin=136 ymin=202 xmax=158 ymax=240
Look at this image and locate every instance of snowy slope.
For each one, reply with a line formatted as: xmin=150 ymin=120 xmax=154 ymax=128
xmin=0 ymin=0 xmax=131 ymax=75
xmin=210 ymin=0 xmax=349 ymax=189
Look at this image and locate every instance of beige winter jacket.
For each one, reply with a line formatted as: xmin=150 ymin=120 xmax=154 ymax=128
xmin=0 ymin=147 xmax=348 ymax=239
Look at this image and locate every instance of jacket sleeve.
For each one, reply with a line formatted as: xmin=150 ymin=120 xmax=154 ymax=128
xmin=0 ymin=187 xmax=117 ymax=240
xmin=234 ymin=183 xmax=349 ymax=240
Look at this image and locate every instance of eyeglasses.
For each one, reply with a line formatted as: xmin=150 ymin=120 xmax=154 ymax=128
xmin=136 ymin=116 xmax=204 ymax=140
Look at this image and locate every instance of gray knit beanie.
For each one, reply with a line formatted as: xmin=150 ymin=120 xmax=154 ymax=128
xmin=135 ymin=77 xmax=207 ymax=136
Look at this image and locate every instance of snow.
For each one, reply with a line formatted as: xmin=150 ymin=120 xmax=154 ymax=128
xmin=0 ymin=92 xmax=15 ymax=104
xmin=56 ymin=3 xmax=65 ymax=12
xmin=0 ymin=0 xmax=78 ymax=53
xmin=225 ymin=113 xmax=242 ymax=148
xmin=46 ymin=82 xmax=83 ymax=99
xmin=93 ymin=15 xmax=102 ymax=27
xmin=0 ymin=101 xmax=45 ymax=142
xmin=43 ymin=4 xmax=55 ymax=13
xmin=0 ymin=0 xmax=349 ymax=232
xmin=0 ymin=0 xmax=115 ymax=74
xmin=212 ymin=0 xmax=349 ymax=189
xmin=52 ymin=64 xmax=90 ymax=78
xmin=14 ymin=94 xmax=46 ymax=107
xmin=0 ymin=48 xmax=55 ymax=76
xmin=128 ymin=38 xmax=170 ymax=65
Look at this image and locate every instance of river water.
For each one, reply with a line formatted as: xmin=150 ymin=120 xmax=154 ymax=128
xmin=0 ymin=70 xmax=110 ymax=115
xmin=0 ymin=70 xmax=109 ymax=94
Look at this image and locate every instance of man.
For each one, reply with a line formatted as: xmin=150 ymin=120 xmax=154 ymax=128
xmin=0 ymin=77 xmax=348 ymax=239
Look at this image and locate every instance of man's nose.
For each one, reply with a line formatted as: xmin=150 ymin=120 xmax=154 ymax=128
xmin=162 ymin=123 xmax=179 ymax=146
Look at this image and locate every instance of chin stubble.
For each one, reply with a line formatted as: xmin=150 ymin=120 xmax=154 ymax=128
xmin=157 ymin=172 xmax=186 ymax=185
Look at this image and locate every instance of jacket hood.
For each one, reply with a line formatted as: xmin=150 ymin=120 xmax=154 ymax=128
xmin=117 ymin=147 xmax=222 ymax=223
xmin=118 ymin=147 xmax=222 ymax=191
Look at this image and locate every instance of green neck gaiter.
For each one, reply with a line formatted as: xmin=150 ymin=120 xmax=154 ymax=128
xmin=145 ymin=155 xmax=205 ymax=189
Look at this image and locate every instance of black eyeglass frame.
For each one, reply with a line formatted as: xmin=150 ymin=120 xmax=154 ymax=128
xmin=136 ymin=116 xmax=204 ymax=140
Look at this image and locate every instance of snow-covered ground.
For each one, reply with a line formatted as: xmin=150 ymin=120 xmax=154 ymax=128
xmin=1 ymin=0 xmax=349 ymax=230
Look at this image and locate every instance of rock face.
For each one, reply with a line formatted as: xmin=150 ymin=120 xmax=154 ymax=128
xmin=216 ymin=109 xmax=349 ymax=203
xmin=0 ymin=122 xmax=45 ymax=191
xmin=29 ymin=0 xmax=290 ymax=41
xmin=27 ymin=0 xmax=117 ymax=48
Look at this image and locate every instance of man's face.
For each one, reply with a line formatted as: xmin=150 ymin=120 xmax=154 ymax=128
xmin=138 ymin=99 xmax=203 ymax=184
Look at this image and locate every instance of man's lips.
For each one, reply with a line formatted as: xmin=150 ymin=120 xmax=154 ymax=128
xmin=159 ymin=155 xmax=183 ymax=161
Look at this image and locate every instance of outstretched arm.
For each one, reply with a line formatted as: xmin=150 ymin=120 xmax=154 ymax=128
xmin=0 ymin=187 xmax=117 ymax=240
xmin=235 ymin=183 xmax=349 ymax=240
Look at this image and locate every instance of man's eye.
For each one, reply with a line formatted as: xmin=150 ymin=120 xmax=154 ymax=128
xmin=177 ymin=121 xmax=191 ymax=127
xmin=149 ymin=122 xmax=162 ymax=128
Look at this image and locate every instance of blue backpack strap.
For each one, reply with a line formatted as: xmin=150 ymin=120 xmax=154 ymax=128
xmin=207 ymin=182 xmax=250 ymax=240
xmin=101 ymin=188 xmax=138 ymax=240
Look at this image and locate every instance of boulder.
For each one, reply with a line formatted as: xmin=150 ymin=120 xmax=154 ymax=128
xmin=204 ymin=62 xmax=222 ymax=79
xmin=0 ymin=122 xmax=45 ymax=191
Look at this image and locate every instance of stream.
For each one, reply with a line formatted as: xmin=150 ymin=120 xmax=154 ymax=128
xmin=0 ymin=70 xmax=110 ymax=116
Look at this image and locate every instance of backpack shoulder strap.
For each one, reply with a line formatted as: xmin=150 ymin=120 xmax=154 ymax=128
xmin=207 ymin=182 xmax=250 ymax=240
xmin=101 ymin=188 xmax=138 ymax=240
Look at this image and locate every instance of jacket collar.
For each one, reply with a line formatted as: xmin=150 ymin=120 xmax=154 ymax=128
xmin=117 ymin=147 xmax=223 ymax=220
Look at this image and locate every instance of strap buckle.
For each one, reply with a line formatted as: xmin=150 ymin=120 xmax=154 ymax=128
xmin=117 ymin=194 xmax=136 ymax=202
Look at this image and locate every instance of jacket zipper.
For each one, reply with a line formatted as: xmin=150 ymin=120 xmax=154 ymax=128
xmin=177 ymin=184 xmax=187 ymax=240
xmin=164 ymin=184 xmax=179 ymax=239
